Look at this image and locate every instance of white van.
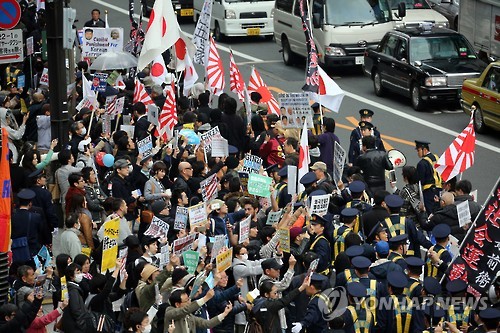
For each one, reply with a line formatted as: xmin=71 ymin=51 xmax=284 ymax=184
xmin=273 ymin=0 xmax=398 ymax=67
xmin=193 ymin=0 xmax=275 ymax=41
xmin=391 ymin=0 xmax=449 ymax=28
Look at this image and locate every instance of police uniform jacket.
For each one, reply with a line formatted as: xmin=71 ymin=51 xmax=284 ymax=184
xmin=11 ymin=208 xmax=43 ymax=256
xmin=308 ymin=233 xmax=331 ymax=273
xmin=299 ymin=294 xmax=329 ymax=333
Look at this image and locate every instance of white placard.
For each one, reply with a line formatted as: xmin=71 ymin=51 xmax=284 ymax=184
xmin=174 ymin=206 xmax=188 ymax=230
xmin=201 ymin=126 xmax=221 ymax=153
xmin=147 ymin=104 xmax=160 ymax=126
xmin=0 ymin=29 xmax=24 ymax=64
xmin=278 ymin=92 xmax=313 ymax=129
xmin=211 ymin=137 xmax=228 ymax=157
xmin=266 ymin=210 xmax=282 ymax=225
xmin=310 ymin=194 xmax=330 ymax=216
xmin=242 ymin=154 xmax=263 ymax=174
xmin=144 ymin=216 xmax=170 ymax=238
xmin=239 ymin=216 xmax=251 ymax=244
xmin=173 ymin=234 xmax=196 ymax=255
xmin=137 ymin=135 xmax=153 ymax=157
xmin=188 ymin=202 xmax=208 ymax=229
xmin=456 ymin=200 xmax=471 ymax=228
xmin=39 ymin=68 xmax=49 ymax=86
xmin=160 ymin=244 xmax=170 ymax=269
xmin=287 ymin=166 xmax=297 ymax=195
xmin=81 ymin=27 xmax=124 ymax=58
xmin=470 ymin=189 xmax=478 ymax=202
xmin=211 ymin=235 xmax=226 ymax=258
xmin=26 ymin=36 xmax=34 ymax=56
xmin=200 ymin=174 xmax=219 ymax=202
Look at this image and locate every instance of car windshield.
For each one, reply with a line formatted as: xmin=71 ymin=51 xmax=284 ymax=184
xmin=409 ymin=35 xmax=477 ymax=62
xmin=386 ymin=0 xmax=431 ymax=9
xmin=225 ymin=0 xmax=273 ymax=2
xmin=325 ymin=0 xmax=393 ymax=25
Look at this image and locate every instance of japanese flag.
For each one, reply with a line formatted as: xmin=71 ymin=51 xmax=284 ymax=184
xmin=150 ymin=55 xmax=168 ymax=85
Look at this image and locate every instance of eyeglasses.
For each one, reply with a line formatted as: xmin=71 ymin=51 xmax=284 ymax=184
xmin=184 ymin=167 xmax=193 ymax=170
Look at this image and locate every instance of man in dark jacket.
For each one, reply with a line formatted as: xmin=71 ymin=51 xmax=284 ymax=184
xmin=173 ymin=162 xmax=194 ymax=201
xmin=454 ymin=179 xmax=481 ymax=222
xmin=132 ymin=102 xmax=151 ymax=142
xmin=23 ymin=92 xmax=45 ymax=141
xmin=111 ymin=159 xmax=139 ymax=221
xmin=221 ymin=97 xmax=247 ymax=153
xmin=0 ymin=291 xmax=42 ymax=331
xmin=355 ymin=135 xmax=393 ymax=196
xmin=83 ymin=9 xmax=106 ymax=27
xmin=422 ymin=191 xmax=463 ymax=239
xmin=362 ymin=190 xmax=390 ymax=236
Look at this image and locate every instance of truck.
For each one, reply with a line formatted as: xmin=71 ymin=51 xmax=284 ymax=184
xmin=193 ymin=0 xmax=275 ymax=41
xmin=459 ymin=0 xmax=500 ymax=61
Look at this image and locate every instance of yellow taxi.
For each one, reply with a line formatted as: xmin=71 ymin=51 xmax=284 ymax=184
xmin=461 ymin=62 xmax=500 ymax=133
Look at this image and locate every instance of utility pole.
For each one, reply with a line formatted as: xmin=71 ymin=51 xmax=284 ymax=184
xmin=46 ymin=0 xmax=70 ymax=148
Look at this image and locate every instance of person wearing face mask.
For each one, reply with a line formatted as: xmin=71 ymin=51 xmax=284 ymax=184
xmin=232 ymin=244 xmax=266 ymax=333
xmin=60 ymin=263 xmax=91 ymax=333
xmin=124 ymin=308 xmax=156 ymax=333
xmin=60 ymin=214 xmax=83 ymax=259
xmin=0 ymin=98 xmax=28 ymax=164
xmin=69 ymin=121 xmax=88 ymax=162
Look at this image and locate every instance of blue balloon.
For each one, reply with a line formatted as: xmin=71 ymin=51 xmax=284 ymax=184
xmin=103 ymin=154 xmax=115 ymax=168
xmin=179 ymin=129 xmax=201 ymax=145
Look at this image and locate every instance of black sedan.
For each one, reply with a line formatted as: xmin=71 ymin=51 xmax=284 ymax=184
xmin=363 ymin=26 xmax=487 ymax=110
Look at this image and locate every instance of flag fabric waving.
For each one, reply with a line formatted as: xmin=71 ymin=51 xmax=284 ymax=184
xmin=247 ymin=68 xmax=280 ymax=115
xmin=192 ymin=0 xmax=213 ymax=66
xmin=158 ymin=81 xmax=178 ymax=141
xmin=0 ymin=128 xmax=11 ymax=252
xmin=81 ymin=74 xmax=99 ymax=110
xmin=105 ymin=95 xmax=118 ymax=115
xmin=206 ymin=37 xmax=225 ymax=96
xmin=150 ymin=55 xmax=168 ymax=85
xmin=299 ymin=0 xmax=319 ymax=93
xmin=174 ymin=31 xmax=196 ymax=72
xmin=133 ymin=78 xmax=154 ymax=106
xmin=182 ymin=52 xmax=199 ymax=96
xmin=137 ymin=0 xmax=181 ymax=70
xmin=115 ymin=75 xmax=126 ymax=90
xmin=229 ymin=50 xmax=246 ymax=102
xmin=309 ymin=65 xmax=345 ymax=113
xmin=298 ymin=121 xmax=310 ymax=193
xmin=435 ymin=113 xmax=476 ymax=182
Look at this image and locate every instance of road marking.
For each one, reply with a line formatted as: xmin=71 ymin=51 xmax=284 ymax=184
xmin=94 ymin=0 xmax=500 ymax=155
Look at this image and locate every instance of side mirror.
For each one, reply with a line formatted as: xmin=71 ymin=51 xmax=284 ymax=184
xmin=398 ymin=2 xmax=406 ymax=18
xmin=313 ymin=13 xmax=321 ymax=29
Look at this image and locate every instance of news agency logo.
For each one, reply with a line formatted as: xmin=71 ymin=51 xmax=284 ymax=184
xmin=317 ymin=287 xmax=349 ymax=321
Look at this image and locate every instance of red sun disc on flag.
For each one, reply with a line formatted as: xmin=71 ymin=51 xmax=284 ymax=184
xmin=162 ymin=18 xmax=167 ymax=36
xmin=146 ymin=10 xmax=155 ymax=32
xmin=151 ymin=62 xmax=165 ymax=77
xmin=175 ymin=38 xmax=186 ymax=60
xmin=257 ymin=87 xmax=272 ymax=103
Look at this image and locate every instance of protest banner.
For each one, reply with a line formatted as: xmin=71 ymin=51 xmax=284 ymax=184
xmin=137 ymin=135 xmax=153 ymax=158
xmin=39 ymin=68 xmax=49 ymax=86
xmin=443 ymin=177 xmax=500 ymax=298
xmin=118 ymin=248 xmax=128 ymax=281
xmin=238 ymin=172 xmax=250 ymax=195
xmin=278 ymin=92 xmax=313 ymax=129
xmin=61 ymin=276 xmax=68 ymax=300
xmin=160 ymin=244 xmax=170 ymax=270
xmin=456 ymin=200 xmax=472 ymax=228
xmin=278 ymin=228 xmax=290 ymax=253
xmin=91 ymin=73 xmax=108 ymax=92
xmin=239 ymin=216 xmax=251 ymax=244
xmin=211 ymin=137 xmax=228 ymax=157
xmin=102 ymin=114 xmax=112 ymax=135
xmin=200 ymin=126 xmax=221 ymax=153
xmin=211 ymin=235 xmax=227 ymax=258
xmin=17 ymin=75 xmax=25 ymax=89
xmin=189 ymin=202 xmax=208 ymax=230
xmin=107 ymin=70 xmax=119 ymax=85
xmin=81 ymin=27 xmax=124 ymax=58
xmin=287 ymin=166 xmax=297 ymax=195
xmin=200 ymin=174 xmax=219 ymax=202
xmin=332 ymin=142 xmax=346 ymax=187
xmin=310 ymin=194 xmax=330 ymax=216
xmin=248 ymin=173 xmax=272 ymax=197
xmin=147 ymin=104 xmax=160 ymax=126
xmin=190 ymin=273 xmax=208 ymax=298
xmin=182 ymin=250 xmax=200 ymax=274
xmin=101 ymin=217 xmax=120 ymax=272
xmin=242 ymin=154 xmax=263 ymax=174
xmin=114 ymin=96 xmax=125 ymax=116
xmin=216 ymin=247 xmax=233 ymax=273
xmin=37 ymin=245 xmax=52 ymax=269
xmin=144 ymin=216 xmax=170 ymax=238
xmin=174 ymin=206 xmax=188 ymax=230
xmin=173 ymin=234 xmax=197 ymax=255
xmin=266 ymin=210 xmax=282 ymax=225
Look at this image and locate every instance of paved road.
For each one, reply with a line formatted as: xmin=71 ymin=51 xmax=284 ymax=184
xmin=73 ymin=0 xmax=500 ymax=203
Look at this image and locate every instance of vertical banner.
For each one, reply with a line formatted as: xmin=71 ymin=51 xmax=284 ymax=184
xmin=332 ymin=142 xmax=346 ymax=187
xmin=60 ymin=276 xmax=68 ymax=300
xmin=193 ymin=0 xmax=213 ymax=66
xmin=101 ymin=217 xmax=120 ymax=272
xmin=239 ymin=216 xmax=251 ymax=244
xmin=299 ymin=0 xmax=319 ymax=93
xmin=160 ymin=244 xmax=170 ymax=269
xmin=0 ymin=129 xmax=11 ymax=252
xmin=287 ymin=166 xmax=297 ymax=195
xmin=443 ymin=177 xmax=500 ymax=297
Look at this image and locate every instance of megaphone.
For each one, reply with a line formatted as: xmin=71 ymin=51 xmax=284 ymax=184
xmin=388 ymin=149 xmax=407 ymax=168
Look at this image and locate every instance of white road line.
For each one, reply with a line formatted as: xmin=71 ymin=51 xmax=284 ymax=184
xmin=92 ymin=0 xmax=500 ymax=154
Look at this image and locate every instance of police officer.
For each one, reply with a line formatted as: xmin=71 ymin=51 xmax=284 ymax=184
xmin=333 ymin=208 xmax=359 ymax=261
xmin=335 ymin=245 xmax=365 ymax=287
xmin=466 ymin=308 xmax=500 ymax=333
xmin=383 ymin=194 xmax=432 ymax=256
xmin=351 ymin=256 xmax=381 ymax=320
xmin=415 ymin=140 xmax=442 ymax=214
xmin=388 ymin=234 xmax=409 ymax=270
xmin=349 ymin=109 xmax=383 ymax=162
xmin=291 ymin=273 xmax=329 ymax=333
xmin=343 ymin=181 xmax=372 ymax=234
xmin=338 ymin=281 xmax=375 ymax=333
xmin=274 ymin=167 xmax=291 ymax=208
xmin=298 ymin=171 xmax=318 ymax=202
xmin=377 ymin=271 xmax=419 ymax=333
xmin=308 ymin=214 xmax=332 ymax=275
xmin=311 ymin=102 xmax=323 ymax=136
xmin=266 ymin=163 xmax=281 ymax=184
xmin=349 ymin=120 xmax=385 ymax=165
xmin=425 ymin=224 xmax=452 ymax=280
xmin=422 ymin=303 xmax=446 ymax=333
xmin=367 ymin=222 xmax=389 ymax=245
xmin=445 ymin=279 xmax=472 ymax=331
xmin=404 ymin=257 xmax=425 ymax=300
xmin=370 ymin=241 xmax=404 ymax=285
xmin=422 ymin=277 xmax=442 ymax=297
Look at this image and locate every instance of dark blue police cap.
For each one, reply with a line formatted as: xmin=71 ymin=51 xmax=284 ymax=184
xmin=310 ymin=214 xmax=327 ymax=226
xmin=359 ymin=109 xmax=374 ymax=117
xmin=349 ymin=181 xmax=365 ymax=193
xmin=28 ymin=168 xmax=44 ymax=179
xmin=446 ymin=279 xmax=467 ymax=294
xmin=388 ymin=234 xmax=408 ymax=245
xmin=415 ymin=140 xmax=431 ymax=149
xmin=278 ymin=167 xmax=288 ymax=177
xmin=405 ymin=256 xmax=424 ymax=267
xmin=345 ymin=245 xmax=364 ymax=258
xmin=387 ymin=271 xmax=408 ymax=289
xmin=341 ymin=208 xmax=359 ymax=219
xmin=384 ymin=194 xmax=404 ymax=208
xmin=423 ymin=303 xmax=445 ymax=318
xmin=368 ymin=222 xmax=386 ymax=241
xmin=358 ymin=121 xmax=374 ymax=129
xmin=347 ymin=282 xmax=367 ymax=297
xmin=228 ymin=145 xmax=239 ymax=154
xmin=300 ymin=171 xmax=317 ymax=185
xmin=479 ymin=307 xmax=500 ymax=320
xmin=18 ymin=189 xmax=36 ymax=200
xmin=310 ymin=273 xmax=328 ymax=283
xmin=265 ymin=164 xmax=279 ymax=174
xmin=309 ymin=189 xmax=327 ymax=197
xmin=423 ymin=277 xmax=442 ymax=296
xmin=351 ymin=256 xmax=372 ymax=269
xmin=432 ymin=224 xmax=451 ymax=239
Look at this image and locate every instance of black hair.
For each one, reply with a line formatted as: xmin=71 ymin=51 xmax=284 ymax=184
xmin=228 ymin=177 xmax=241 ymax=193
xmin=456 ymin=179 xmax=472 ymax=194
xmin=198 ymin=92 xmax=210 ymax=106
xmin=223 ymin=97 xmax=237 ymax=115
xmin=56 ymin=254 xmax=71 ymax=276
xmin=182 ymin=111 xmax=197 ymax=124
xmin=133 ymin=102 xmax=146 ymax=115
xmin=285 ymin=137 xmax=299 ymax=151
xmin=259 ymin=226 xmax=276 ymax=243
xmin=116 ymin=136 xmax=130 ymax=151
xmin=81 ymin=167 xmax=94 ymax=182
xmin=362 ymin=135 xmax=376 ymax=149
xmin=65 ymin=213 xmax=79 ymax=229
xmin=344 ymin=233 xmax=362 ymax=248
xmin=169 ymin=289 xmax=186 ymax=306
xmin=68 ymin=172 xmax=83 ymax=188
xmin=171 ymin=190 xmax=186 ymax=206
xmin=58 ymin=149 xmax=72 ymax=165
xmin=89 ymin=273 xmax=107 ymax=294
xmin=302 ymin=252 xmax=319 ymax=270
xmin=124 ymin=308 xmax=148 ymax=331
xmin=323 ymin=117 xmax=336 ymax=133
xmin=111 ymin=197 xmax=125 ymax=212
xmin=91 ymin=8 xmax=100 ymax=14
xmin=0 ymin=303 xmax=18 ymax=319
xmin=17 ymin=265 xmax=34 ymax=279
xmin=250 ymin=92 xmax=262 ymax=103
xmin=112 ymin=130 xmax=128 ymax=145
xmin=67 ymin=193 xmax=85 ymax=212
xmin=65 ymin=263 xmax=81 ymax=281
xmin=251 ymin=115 xmax=266 ymax=134
xmin=401 ymin=166 xmax=418 ymax=185
xmin=259 ymin=280 xmax=275 ymax=296
xmin=21 ymin=150 xmax=41 ymax=171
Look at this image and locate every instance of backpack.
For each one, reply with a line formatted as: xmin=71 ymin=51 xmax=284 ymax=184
xmin=85 ymin=312 xmax=115 ymax=333
xmin=245 ymin=297 xmax=267 ymax=333
xmin=121 ymin=289 xmax=140 ymax=313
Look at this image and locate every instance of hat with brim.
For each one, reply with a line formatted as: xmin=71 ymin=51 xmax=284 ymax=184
xmin=261 ymin=258 xmax=282 ymax=271
xmin=141 ymin=264 xmax=160 ymax=281
xmin=387 ymin=271 xmax=408 ymax=289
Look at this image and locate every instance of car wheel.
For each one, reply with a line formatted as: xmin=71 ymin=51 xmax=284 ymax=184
xmin=411 ymin=83 xmax=425 ymax=111
xmin=282 ymin=37 xmax=296 ymax=66
xmin=373 ymin=70 xmax=385 ymax=97
xmin=214 ymin=22 xmax=225 ymax=42
xmin=473 ymin=104 xmax=487 ymax=133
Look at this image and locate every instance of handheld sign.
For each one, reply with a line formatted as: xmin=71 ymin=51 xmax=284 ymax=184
xmin=101 ymin=217 xmax=120 ymax=272
xmin=216 ymin=247 xmax=233 ymax=273
xmin=239 ymin=216 xmax=251 ymax=244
